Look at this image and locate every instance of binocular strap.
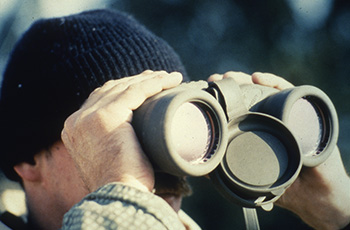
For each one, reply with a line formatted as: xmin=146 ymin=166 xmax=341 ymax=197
xmin=243 ymin=208 xmax=260 ymax=230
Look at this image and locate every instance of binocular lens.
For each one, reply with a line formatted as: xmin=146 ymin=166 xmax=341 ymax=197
xmin=133 ymin=82 xmax=228 ymax=177
xmin=255 ymin=85 xmax=338 ymax=167
xmin=171 ymin=102 xmax=213 ymax=163
xmin=288 ymin=97 xmax=324 ymax=156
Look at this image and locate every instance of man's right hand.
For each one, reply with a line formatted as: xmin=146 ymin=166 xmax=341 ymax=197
xmin=61 ymin=70 xmax=183 ymax=193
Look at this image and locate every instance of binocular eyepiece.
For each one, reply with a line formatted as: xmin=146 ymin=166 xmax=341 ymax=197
xmin=132 ymin=77 xmax=338 ymax=209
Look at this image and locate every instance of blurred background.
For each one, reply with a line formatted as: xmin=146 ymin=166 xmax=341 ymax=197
xmin=0 ymin=0 xmax=349 ymax=229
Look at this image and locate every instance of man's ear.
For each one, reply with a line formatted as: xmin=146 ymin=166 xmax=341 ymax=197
xmin=13 ymin=160 xmax=41 ymax=182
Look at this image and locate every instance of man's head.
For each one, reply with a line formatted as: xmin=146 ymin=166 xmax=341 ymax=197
xmin=0 ymin=9 xmax=187 ymax=180
xmin=0 ymin=9 xmax=189 ymax=229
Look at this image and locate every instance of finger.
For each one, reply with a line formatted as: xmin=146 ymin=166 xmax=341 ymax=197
xmin=207 ymin=74 xmax=224 ymax=82
xmin=222 ymin=71 xmax=253 ymax=85
xmin=83 ymin=71 xmax=182 ymax=129
xmin=111 ymin=71 xmax=182 ymax=111
xmin=207 ymin=71 xmax=253 ymax=85
xmin=89 ymin=70 xmax=157 ymax=97
xmin=252 ymin=72 xmax=294 ymax=90
xmin=84 ymin=70 xmax=171 ymax=108
xmin=98 ymin=70 xmax=160 ymax=94
xmin=76 ymin=71 xmax=182 ymax=126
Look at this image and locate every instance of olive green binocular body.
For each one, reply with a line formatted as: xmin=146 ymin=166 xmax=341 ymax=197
xmin=132 ymin=77 xmax=338 ymax=208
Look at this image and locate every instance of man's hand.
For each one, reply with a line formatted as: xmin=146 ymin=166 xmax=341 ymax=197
xmin=208 ymin=71 xmax=350 ymax=229
xmin=208 ymin=71 xmax=294 ymax=89
xmin=61 ymin=70 xmax=183 ymax=193
xmin=277 ymin=146 xmax=350 ymax=229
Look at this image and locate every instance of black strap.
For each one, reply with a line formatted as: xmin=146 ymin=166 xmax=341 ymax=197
xmin=0 ymin=212 xmax=27 ymax=230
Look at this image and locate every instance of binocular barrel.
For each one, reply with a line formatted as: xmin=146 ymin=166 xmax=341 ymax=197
xmin=133 ymin=81 xmax=229 ymax=177
xmin=132 ymin=78 xmax=339 ymax=208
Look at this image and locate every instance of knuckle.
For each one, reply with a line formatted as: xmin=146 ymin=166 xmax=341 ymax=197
xmin=154 ymin=70 xmax=168 ymax=76
xmin=103 ymin=79 xmax=116 ymax=86
xmin=142 ymin=70 xmax=154 ymax=74
xmin=126 ymin=83 xmax=140 ymax=93
xmin=154 ymin=74 xmax=166 ymax=81
xmin=82 ymin=109 xmax=111 ymax=130
xmin=90 ymin=87 xmax=101 ymax=96
xmin=114 ymin=82 xmax=128 ymax=91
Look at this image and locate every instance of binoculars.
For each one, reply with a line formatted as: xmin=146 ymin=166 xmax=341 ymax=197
xmin=132 ymin=77 xmax=338 ymax=209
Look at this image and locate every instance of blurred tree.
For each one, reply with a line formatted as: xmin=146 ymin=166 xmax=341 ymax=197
xmin=111 ymin=0 xmax=349 ymax=115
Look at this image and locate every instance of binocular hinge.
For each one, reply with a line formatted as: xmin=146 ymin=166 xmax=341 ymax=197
xmin=208 ymin=78 xmax=248 ymax=121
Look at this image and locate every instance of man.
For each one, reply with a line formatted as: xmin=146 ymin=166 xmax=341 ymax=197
xmin=0 ymin=9 xmax=349 ymax=230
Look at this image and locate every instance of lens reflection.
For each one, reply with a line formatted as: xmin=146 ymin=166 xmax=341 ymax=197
xmin=288 ymin=98 xmax=324 ymax=156
xmin=171 ymin=102 xmax=212 ymax=163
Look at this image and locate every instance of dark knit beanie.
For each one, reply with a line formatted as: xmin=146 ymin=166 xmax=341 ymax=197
xmin=0 ymin=9 xmax=188 ymax=181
